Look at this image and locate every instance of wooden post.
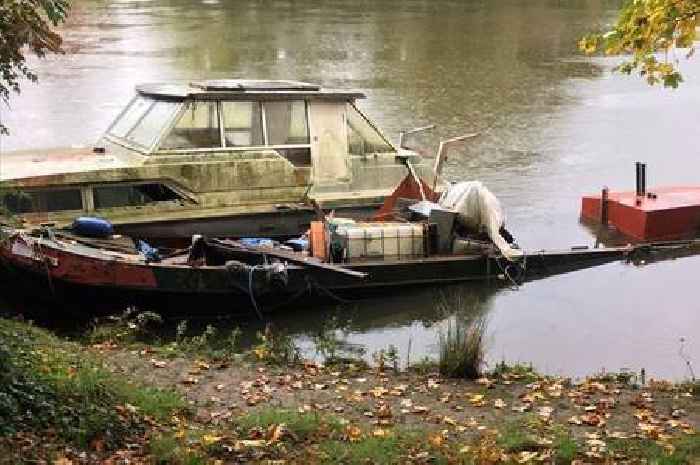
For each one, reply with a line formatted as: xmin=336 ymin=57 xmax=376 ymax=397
xmin=600 ymin=187 xmax=609 ymax=226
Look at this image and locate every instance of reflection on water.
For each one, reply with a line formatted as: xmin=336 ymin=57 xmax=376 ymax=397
xmin=2 ymin=0 xmax=700 ymax=379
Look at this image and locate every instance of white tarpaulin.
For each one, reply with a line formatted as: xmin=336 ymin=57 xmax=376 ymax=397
xmin=438 ymin=181 xmax=523 ymax=261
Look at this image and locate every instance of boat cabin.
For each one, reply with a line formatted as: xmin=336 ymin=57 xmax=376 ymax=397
xmin=0 ymin=80 xmax=433 ymax=239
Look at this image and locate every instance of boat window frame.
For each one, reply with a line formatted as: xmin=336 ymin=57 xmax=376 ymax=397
xmin=153 ymin=99 xmax=312 ymax=160
xmin=220 ymin=101 xmax=265 ymax=148
xmin=125 ymin=99 xmax=183 ymax=150
xmin=346 ymin=102 xmax=396 ymax=156
xmin=1 ymin=186 xmax=86 ymax=215
xmin=88 ymin=181 xmax=192 ymax=212
xmin=104 ymin=95 xmax=186 ymax=154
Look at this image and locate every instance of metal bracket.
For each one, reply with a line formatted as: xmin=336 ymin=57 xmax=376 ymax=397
xmin=398 ymin=124 xmax=436 ymax=150
xmin=432 ymin=133 xmax=479 ymax=190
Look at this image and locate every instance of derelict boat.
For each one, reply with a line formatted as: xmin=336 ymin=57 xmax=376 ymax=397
xmin=0 ymin=226 xmax=646 ymax=315
xmin=0 ymin=80 xmax=434 ymax=240
xmin=4 ymin=179 xmax=697 ymax=316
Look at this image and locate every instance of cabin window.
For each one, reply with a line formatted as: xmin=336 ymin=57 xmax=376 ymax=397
xmin=264 ymin=101 xmax=309 ymax=145
xmin=160 ymin=101 xmax=220 ymax=150
xmin=127 ymin=100 xmax=180 ymax=149
xmin=221 ymin=102 xmax=263 ymax=147
xmin=93 ymin=184 xmax=182 ymax=209
xmin=263 ymin=100 xmax=310 ymax=166
xmin=2 ymin=189 xmax=82 ymax=214
xmin=347 ymin=104 xmax=394 ymax=155
xmin=109 ymin=96 xmax=152 ymax=139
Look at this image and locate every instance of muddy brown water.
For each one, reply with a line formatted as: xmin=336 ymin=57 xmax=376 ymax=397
xmin=2 ymin=0 xmax=699 ymax=379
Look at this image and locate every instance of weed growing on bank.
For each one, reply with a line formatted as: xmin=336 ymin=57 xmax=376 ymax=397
xmin=85 ymin=309 xmax=245 ymax=361
xmin=438 ymin=316 xmax=487 ymax=379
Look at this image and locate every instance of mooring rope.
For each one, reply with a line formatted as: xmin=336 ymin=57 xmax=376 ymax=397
xmin=35 ymin=239 xmax=56 ymax=298
xmin=307 ymin=275 xmax=351 ymax=304
xmin=246 ymin=265 xmax=265 ymax=321
xmin=494 ymin=254 xmax=526 ymax=290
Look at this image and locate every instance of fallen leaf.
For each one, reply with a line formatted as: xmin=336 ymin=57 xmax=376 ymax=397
xmin=581 ymin=413 xmax=605 ymax=427
xmin=90 ymin=437 xmax=105 ymax=452
xmin=346 ymin=425 xmax=363 ymax=442
xmin=411 ymin=405 xmax=429 ymax=414
xmin=267 ymin=423 xmax=288 ymax=443
xmin=234 ymin=439 xmax=267 ymax=449
xmin=377 ymin=404 xmax=393 ymax=419
xmin=202 ymin=434 xmax=223 ymax=445
xmin=150 ymin=358 xmax=167 ymax=368
xmin=428 ymin=432 xmax=444 ymax=447
xmin=494 ymin=398 xmax=507 ymax=409
xmin=538 ymin=406 xmax=554 ymax=421
xmin=517 ymin=451 xmax=538 ymax=463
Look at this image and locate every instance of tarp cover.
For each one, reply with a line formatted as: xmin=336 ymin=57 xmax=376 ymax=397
xmin=438 ymin=181 xmax=522 ymax=261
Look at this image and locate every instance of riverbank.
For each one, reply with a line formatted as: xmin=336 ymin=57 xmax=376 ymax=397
xmin=0 ymin=316 xmax=697 ymax=464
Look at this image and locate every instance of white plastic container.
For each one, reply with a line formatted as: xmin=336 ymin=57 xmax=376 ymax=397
xmin=335 ymin=222 xmax=424 ymax=259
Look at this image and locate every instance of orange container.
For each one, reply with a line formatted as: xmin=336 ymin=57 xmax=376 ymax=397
xmin=310 ymin=221 xmax=327 ymax=260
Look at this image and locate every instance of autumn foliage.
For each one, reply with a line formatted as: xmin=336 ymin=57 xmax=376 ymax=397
xmin=580 ymin=0 xmax=699 ymax=87
xmin=0 ymin=0 xmax=69 ymax=133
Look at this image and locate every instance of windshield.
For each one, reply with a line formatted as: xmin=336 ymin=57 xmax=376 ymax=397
xmin=107 ymin=96 xmax=181 ymax=151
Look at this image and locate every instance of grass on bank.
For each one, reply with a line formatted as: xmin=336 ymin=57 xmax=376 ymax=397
xmin=606 ymin=435 xmax=700 ymax=465
xmin=0 ymin=317 xmax=186 ymax=457
xmin=438 ymin=316 xmax=487 ymax=379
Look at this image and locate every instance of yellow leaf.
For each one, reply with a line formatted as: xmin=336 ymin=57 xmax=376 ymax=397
xmin=428 ymin=432 xmax=444 ymax=447
xmin=202 ymin=434 xmax=223 ymax=445
xmin=346 ymin=425 xmax=363 ymax=442
xmin=267 ymin=423 xmax=287 ymax=443
xmin=235 ymin=439 xmax=267 ymax=449
xmin=517 ymin=451 xmax=538 ymax=463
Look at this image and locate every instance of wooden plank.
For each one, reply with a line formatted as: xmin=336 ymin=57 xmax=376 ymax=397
xmin=210 ymin=239 xmax=367 ymax=279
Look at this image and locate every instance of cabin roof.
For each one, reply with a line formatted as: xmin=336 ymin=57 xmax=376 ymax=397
xmin=136 ymin=80 xmax=365 ymax=100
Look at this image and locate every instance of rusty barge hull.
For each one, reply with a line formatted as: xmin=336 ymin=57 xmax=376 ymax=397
xmin=0 ymin=232 xmax=644 ymax=315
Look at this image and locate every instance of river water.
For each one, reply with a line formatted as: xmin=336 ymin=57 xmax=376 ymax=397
xmin=2 ymin=0 xmax=699 ymax=379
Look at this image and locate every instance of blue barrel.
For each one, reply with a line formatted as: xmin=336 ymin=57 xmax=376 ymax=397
xmin=72 ymin=217 xmax=114 ymax=238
